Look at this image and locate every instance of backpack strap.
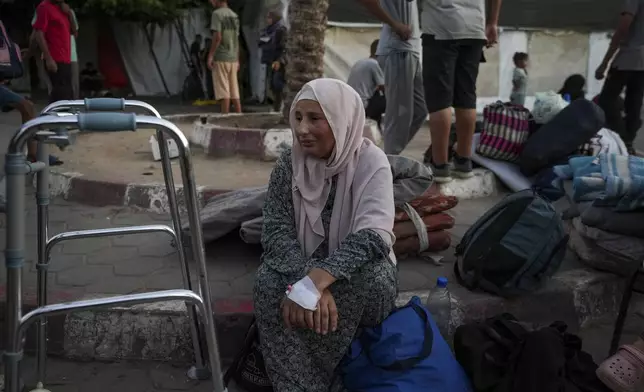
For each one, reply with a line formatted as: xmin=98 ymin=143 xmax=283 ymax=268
xmin=224 ymin=318 xmax=258 ymax=386
xmin=363 ymin=301 xmax=434 ymax=371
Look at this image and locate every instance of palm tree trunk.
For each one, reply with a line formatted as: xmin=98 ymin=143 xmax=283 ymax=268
xmin=281 ymin=0 xmax=329 ymax=121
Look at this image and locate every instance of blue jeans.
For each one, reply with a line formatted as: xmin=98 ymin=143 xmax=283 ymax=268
xmin=0 ymin=85 xmax=24 ymax=107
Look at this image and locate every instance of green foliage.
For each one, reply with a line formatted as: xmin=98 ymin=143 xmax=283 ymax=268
xmin=66 ymin=0 xmax=208 ymax=24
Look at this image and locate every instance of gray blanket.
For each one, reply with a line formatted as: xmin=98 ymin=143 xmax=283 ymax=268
xmin=183 ymin=155 xmax=433 ymax=245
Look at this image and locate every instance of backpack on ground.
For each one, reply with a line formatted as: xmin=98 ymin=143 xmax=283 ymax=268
xmin=341 ymin=296 xmax=472 ymax=392
xmin=224 ymin=318 xmax=273 ymax=392
xmin=519 ymin=99 xmax=605 ymax=176
xmin=0 ymin=20 xmax=23 ymax=80
xmin=453 ymin=313 xmax=529 ymax=391
xmin=454 ymin=316 xmax=610 ymax=392
xmin=454 ymin=189 xmax=569 ymax=297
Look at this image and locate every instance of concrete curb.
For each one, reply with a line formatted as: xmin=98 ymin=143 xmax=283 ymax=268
xmin=45 ymin=166 xmax=502 ymax=212
xmin=190 ymin=113 xmax=383 ymax=160
xmin=8 ymin=267 xmax=623 ymax=364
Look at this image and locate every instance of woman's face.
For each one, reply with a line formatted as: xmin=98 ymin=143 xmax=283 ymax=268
xmin=293 ymin=99 xmax=336 ymax=160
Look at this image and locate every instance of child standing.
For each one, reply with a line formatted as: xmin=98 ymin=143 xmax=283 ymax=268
xmin=510 ymin=52 xmax=529 ymax=106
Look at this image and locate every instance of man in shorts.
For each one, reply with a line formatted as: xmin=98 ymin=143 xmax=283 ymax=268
xmin=207 ymin=0 xmax=241 ymax=114
xmin=32 ymin=0 xmax=75 ymax=103
xmin=422 ymin=0 xmax=502 ymax=183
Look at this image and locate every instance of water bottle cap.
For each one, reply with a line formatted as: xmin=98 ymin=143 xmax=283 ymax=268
xmin=437 ymin=277 xmax=448 ymax=287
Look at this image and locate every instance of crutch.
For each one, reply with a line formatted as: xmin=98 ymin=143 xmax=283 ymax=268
xmin=3 ymin=113 xmax=226 ymax=392
xmin=33 ymin=98 xmax=209 ymax=384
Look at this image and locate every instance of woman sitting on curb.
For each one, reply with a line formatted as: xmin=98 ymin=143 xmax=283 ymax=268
xmin=254 ymin=78 xmax=398 ymax=391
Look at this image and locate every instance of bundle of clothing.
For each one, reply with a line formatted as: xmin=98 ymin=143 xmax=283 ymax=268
xmin=392 ymin=192 xmax=457 ymax=256
xmin=555 ymin=154 xmax=644 ymax=276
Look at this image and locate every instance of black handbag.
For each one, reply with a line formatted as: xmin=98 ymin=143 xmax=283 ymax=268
xmin=224 ymin=319 xmax=274 ymax=392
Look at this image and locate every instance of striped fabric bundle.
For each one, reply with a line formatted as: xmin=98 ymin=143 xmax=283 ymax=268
xmin=477 ymin=101 xmax=532 ymax=162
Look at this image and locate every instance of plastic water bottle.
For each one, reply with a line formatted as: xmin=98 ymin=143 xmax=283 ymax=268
xmin=425 ymin=277 xmax=452 ymax=338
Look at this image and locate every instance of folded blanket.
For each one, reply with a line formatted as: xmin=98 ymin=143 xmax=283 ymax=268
xmin=553 ymin=154 xmax=644 ymax=211
xmin=394 ymin=194 xmax=458 ymax=222
xmin=393 ymin=230 xmax=451 ymax=256
xmin=581 ymin=204 xmax=644 ymax=239
xmin=393 ymin=213 xmax=455 ymax=240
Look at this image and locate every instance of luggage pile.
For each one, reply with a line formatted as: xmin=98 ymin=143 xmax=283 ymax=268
xmin=392 ymin=191 xmax=458 ymax=257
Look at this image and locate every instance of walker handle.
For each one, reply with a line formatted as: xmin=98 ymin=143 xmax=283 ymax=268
xmin=77 ymin=112 xmax=137 ymax=132
xmin=84 ymin=98 xmax=125 ymax=111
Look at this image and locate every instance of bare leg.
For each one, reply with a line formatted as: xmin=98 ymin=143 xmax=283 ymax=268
xmin=14 ymin=99 xmax=38 ymax=159
xmin=454 ymin=108 xmax=476 ymax=158
xmin=220 ymin=98 xmax=230 ymax=114
xmin=231 ymin=98 xmax=242 ymax=113
xmin=428 ymin=108 xmax=452 ymax=165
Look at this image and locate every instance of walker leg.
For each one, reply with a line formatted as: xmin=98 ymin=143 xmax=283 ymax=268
xmin=157 ymin=130 xmax=209 ymax=379
xmin=35 ymin=140 xmax=50 ymax=385
xmin=4 ymin=153 xmax=27 ymax=392
xmin=177 ymin=151 xmax=226 ymax=390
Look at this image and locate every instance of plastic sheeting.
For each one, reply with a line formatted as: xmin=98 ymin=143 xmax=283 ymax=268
xmin=112 ymin=9 xmax=208 ymax=96
xmin=323 ymin=25 xmax=380 ymax=81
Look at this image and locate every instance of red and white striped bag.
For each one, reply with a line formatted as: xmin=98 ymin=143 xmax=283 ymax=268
xmin=477 ymin=101 xmax=532 ymax=162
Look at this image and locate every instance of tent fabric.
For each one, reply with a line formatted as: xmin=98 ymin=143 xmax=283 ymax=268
xmin=112 ymin=9 xmax=208 ymax=96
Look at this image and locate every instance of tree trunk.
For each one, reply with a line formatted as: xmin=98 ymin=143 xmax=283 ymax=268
xmin=281 ymin=0 xmax=330 ymax=122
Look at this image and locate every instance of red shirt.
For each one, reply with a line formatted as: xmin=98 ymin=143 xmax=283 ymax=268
xmin=33 ymin=0 xmax=71 ymax=64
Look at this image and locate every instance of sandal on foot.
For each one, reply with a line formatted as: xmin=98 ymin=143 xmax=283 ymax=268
xmin=597 ymin=345 xmax=644 ymax=392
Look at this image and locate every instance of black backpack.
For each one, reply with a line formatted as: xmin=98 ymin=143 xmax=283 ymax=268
xmin=454 ymin=189 xmax=569 ymax=297
xmin=453 ymin=313 xmax=529 ymax=391
xmin=224 ymin=319 xmax=273 ymax=392
xmin=454 ymin=315 xmax=610 ymax=392
xmin=519 ymin=99 xmax=605 ymax=176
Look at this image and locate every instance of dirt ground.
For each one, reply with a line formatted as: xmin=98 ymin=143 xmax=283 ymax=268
xmin=50 ymin=121 xmax=431 ymax=191
xmin=52 ymin=122 xmax=274 ymax=190
xmin=209 ymin=113 xmax=286 ymax=129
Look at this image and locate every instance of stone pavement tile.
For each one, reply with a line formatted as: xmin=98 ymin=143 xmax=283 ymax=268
xmin=113 ymin=255 xmax=167 ymax=277
xmin=87 ymin=246 xmax=139 ymax=265
xmin=18 ymin=356 xmax=231 ymax=392
xmin=44 ymin=254 xmax=86 ymax=273
xmin=89 ymin=276 xmax=147 ymax=294
xmin=0 ymin=194 xmax=507 ymax=304
xmin=55 ymin=265 xmax=114 ymax=287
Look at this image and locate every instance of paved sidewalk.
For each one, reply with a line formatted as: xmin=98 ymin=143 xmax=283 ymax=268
xmin=0 ymin=188 xmax=502 ymax=304
xmin=8 ymin=305 xmax=644 ymax=392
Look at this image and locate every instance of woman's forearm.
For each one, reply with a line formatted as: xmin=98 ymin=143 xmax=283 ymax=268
xmin=307 ymin=268 xmax=337 ymax=292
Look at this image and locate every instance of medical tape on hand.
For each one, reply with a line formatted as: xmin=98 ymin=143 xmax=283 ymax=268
xmin=286 ymin=276 xmax=321 ymax=311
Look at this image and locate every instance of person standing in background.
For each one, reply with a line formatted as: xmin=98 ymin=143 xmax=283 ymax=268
xmin=595 ymin=0 xmax=644 ymax=155
xmin=374 ymin=0 xmax=427 ymax=155
xmin=201 ymin=37 xmax=214 ymax=100
xmin=421 ymin=0 xmax=502 ymax=183
xmin=510 ymin=52 xmax=529 ymax=106
xmin=207 ymin=0 xmax=242 ymax=114
xmin=260 ymin=9 xmax=287 ymax=112
xmin=32 ymin=0 xmax=76 ymax=103
xmin=347 ymin=39 xmax=386 ymax=128
xmin=69 ymin=7 xmax=79 ymax=99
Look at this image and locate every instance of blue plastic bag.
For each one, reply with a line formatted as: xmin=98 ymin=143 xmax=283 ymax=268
xmin=341 ymin=296 xmax=472 ymax=392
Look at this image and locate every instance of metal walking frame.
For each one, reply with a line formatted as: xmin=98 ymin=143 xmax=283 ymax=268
xmin=3 ymin=98 xmax=226 ymax=392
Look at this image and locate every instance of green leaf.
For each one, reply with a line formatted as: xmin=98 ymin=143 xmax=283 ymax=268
xmin=66 ymin=0 xmax=209 ymax=25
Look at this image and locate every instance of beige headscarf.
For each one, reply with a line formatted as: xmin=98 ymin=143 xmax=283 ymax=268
xmin=290 ymin=78 xmax=395 ymax=258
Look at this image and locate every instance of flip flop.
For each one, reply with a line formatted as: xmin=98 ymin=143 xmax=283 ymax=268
xmin=28 ymin=155 xmax=64 ymax=166
xmin=597 ymin=345 xmax=644 ymax=392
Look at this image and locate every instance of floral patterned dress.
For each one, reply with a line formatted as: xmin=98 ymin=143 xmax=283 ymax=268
xmin=253 ymin=149 xmax=397 ymax=392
